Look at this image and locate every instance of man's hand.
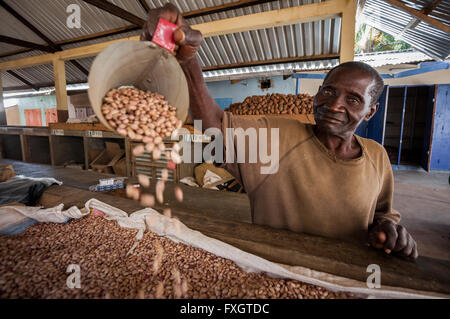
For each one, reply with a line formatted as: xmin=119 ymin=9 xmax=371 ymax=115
xmin=368 ymin=219 xmax=418 ymax=259
xmin=140 ymin=3 xmax=203 ymax=63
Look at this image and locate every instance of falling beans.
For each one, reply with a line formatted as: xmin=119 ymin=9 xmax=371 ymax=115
xmin=163 ymin=208 xmax=172 ymax=219
xmin=140 ymin=194 xmax=155 ymax=207
xmin=152 ymin=149 xmax=161 ymax=161
xmin=161 ymin=169 xmax=169 ymax=182
xmin=138 ymin=174 xmax=150 ymax=188
xmin=126 ymin=184 xmax=140 ymax=200
xmin=133 ymin=145 xmax=145 ymax=157
xmin=174 ymin=187 xmax=184 ymax=203
xmin=156 ymin=180 xmax=165 ymax=204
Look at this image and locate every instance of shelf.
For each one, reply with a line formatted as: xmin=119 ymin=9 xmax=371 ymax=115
xmin=235 ymin=113 xmax=315 ymax=124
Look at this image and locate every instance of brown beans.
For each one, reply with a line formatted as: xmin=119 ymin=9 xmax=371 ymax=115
xmin=174 ymin=187 xmax=183 ymax=203
xmin=225 ymin=93 xmax=314 ymax=116
xmin=0 ymin=217 xmax=356 ymax=299
xmin=137 ymin=174 xmax=150 ymax=188
xmin=101 ymin=87 xmax=180 ymax=154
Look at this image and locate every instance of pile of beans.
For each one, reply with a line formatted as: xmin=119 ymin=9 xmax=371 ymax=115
xmin=0 ymin=216 xmax=355 ymax=299
xmin=225 ymin=93 xmax=314 ymax=115
xmin=101 ymin=87 xmax=183 ymax=157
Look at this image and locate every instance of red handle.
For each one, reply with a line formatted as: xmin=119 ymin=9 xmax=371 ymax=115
xmin=151 ymin=18 xmax=179 ymax=52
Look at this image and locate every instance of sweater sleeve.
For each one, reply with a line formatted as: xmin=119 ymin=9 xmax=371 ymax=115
xmin=373 ymin=147 xmax=401 ymax=224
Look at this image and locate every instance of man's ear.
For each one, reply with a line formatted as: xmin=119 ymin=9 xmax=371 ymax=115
xmin=364 ymin=102 xmax=379 ymax=122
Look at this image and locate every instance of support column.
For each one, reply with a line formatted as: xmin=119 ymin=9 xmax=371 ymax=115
xmin=53 ymin=59 xmax=69 ymax=123
xmin=0 ymin=72 xmax=6 ymax=125
xmin=339 ymin=0 xmax=357 ymax=63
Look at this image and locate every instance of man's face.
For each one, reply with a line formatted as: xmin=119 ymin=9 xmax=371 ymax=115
xmin=313 ymin=67 xmax=379 ymax=136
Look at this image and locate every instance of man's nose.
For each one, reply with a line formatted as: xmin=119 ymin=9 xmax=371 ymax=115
xmin=326 ymin=94 xmax=346 ymax=112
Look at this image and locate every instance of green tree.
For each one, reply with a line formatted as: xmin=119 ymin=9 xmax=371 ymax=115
xmin=355 ymin=24 xmax=411 ymax=54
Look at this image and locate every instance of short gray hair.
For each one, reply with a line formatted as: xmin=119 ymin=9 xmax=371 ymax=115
xmin=324 ymin=61 xmax=384 ymax=105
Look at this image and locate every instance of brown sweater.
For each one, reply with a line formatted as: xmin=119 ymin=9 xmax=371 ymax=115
xmin=221 ymin=112 xmax=400 ymax=241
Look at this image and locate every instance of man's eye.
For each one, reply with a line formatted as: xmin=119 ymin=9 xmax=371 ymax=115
xmin=348 ymin=97 xmax=360 ymax=105
xmin=322 ymin=88 xmax=333 ymax=95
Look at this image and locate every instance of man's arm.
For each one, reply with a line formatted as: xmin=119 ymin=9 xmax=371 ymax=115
xmin=141 ymin=3 xmax=223 ymax=132
xmin=179 ymin=57 xmax=223 ymax=131
xmin=368 ymin=149 xmax=418 ymax=259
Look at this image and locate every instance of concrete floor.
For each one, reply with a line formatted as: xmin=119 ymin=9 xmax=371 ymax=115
xmin=2 ymin=159 xmax=449 ymax=262
xmin=392 ymin=170 xmax=450 ymax=261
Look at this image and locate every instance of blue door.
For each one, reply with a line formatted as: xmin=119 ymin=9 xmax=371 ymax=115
xmin=421 ymin=85 xmax=437 ymax=171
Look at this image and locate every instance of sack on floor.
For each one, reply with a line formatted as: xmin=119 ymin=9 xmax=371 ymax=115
xmin=0 ymin=164 xmax=15 ymax=182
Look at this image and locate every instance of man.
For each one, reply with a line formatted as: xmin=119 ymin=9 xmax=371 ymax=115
xmin=141 ymin=4 xmax=418 ymax=259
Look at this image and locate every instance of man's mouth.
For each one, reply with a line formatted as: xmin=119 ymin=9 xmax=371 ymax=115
xmin=320 ymin=115 xmax=342 ymax=124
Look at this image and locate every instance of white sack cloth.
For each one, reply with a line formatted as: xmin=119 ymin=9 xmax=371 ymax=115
xmin=2 ymin=198 xmax=446 ymax=299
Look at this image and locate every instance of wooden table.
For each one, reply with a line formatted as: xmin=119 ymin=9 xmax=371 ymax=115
xmin=39 ymin=183 xmax=450 ymax=297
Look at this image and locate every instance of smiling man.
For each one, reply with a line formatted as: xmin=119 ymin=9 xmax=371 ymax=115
xmin=142 ymin=4 xmax=418 ymax=259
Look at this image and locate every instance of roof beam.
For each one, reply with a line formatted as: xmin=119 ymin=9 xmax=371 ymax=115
xmin=384 ymin=0 xmax=450 ymax=34
xmin=190 ymin=0 xmax=342 ymax=37
xmin=0 ymin=0 xmax=89 ymax=76
xmin=0 ymin=1 xmax=276 ymax=59
xmin=400 ymin=0 xmax=443 ymax=32
xmin=0 ymin=0 xmax=347 ymax=70
xmin=6 ymin=70 xmax=39 ymax=91
xmin=82 ymin=0 xmax=146 ymax=27
xmin=0 ymin=0 xmax=313 ymax=60
xmin=0 ymin=25 xmax=141 ymax=59
xmin=0 ymin=35 xmax=54 ymax=53
xmin=202 ymin=54 xmax=340 ymax=71
xmin=0 ymin=0 xmax=59 ymax=51
xmin=3 ymin=80 xmax=87 ymax=92
xmin=137 ymin=0 xmax=150 ymax=14
xmin=182 ymin=0 xmax=275 ymax=19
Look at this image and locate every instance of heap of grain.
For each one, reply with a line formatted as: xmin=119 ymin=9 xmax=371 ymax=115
xmin=225 ymin=93 xmax=314 ymax=115
xmin=0 ymin=216 xmax=355 ymax=299
xmin=101 ymin=87 xmax=183 ymax=158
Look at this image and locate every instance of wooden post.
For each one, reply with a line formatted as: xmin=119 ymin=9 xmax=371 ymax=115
xmin=339 ymin=0 xmax=357 ymax=63
xmin=0 ymin=72 xmax=6 ymax=125
xmin=53 ymin=59 xmax=69 ymax=122
xmin=83 ymin=136 xmax=90 ymax=170
xmin=20 ymin=134 xmax=29 ymax=162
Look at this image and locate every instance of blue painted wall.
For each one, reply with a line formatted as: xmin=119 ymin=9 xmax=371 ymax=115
xmin=206 ymin=75 xmax=297 ymax=109
xmin=16 ymin=95 xmax=57 ymax=125
xmin=430 ymin=84 xmax=450 ymax=171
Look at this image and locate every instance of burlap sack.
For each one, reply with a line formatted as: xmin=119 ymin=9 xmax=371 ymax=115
xmin=194 ymin=163 xmax=233 ymax=187
xmin=0 ymin=164 xmax=15 ymax=182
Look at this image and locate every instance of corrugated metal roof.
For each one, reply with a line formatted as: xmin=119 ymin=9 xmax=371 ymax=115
xmin=203 ymin=58 xmax=339 ymax=81
xmin=1 ymin=0 xmax=340 ymax=90
xmin=362 ymin=0 xmax=450 ymax=61
xmin=2 ymin=71 xmax=27 ymax=87
xmin=354 ymin=49 xmax=432 ymax=67
xmin=0 ymin=6 xmax=47 ymax=50
xmin=2 ymin=0 xmax=445 ymax=91
xmin=3 ymin=0 xmax=138 ymax=44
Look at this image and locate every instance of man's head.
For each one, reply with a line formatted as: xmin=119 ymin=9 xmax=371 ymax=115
xmin=313 ymin=62 xmax=384 ymax=136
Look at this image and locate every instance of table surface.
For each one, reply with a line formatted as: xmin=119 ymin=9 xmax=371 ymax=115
xmin=2 ymin=159 xmax=449 ymax=296
xmin=39 ymin=183 xmax=450 ymax=297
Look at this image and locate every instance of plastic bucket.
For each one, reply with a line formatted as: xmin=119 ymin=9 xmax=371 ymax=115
xmin=88 ymin=40 xmax=189 ymax=131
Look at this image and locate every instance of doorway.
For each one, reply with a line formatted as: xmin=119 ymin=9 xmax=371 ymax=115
xmin=383 ymin=86 xmax=434 ymax=169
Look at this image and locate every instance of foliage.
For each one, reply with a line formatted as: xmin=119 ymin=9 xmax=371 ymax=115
xmin=355 ymin=24 xmax=411 ymax=54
